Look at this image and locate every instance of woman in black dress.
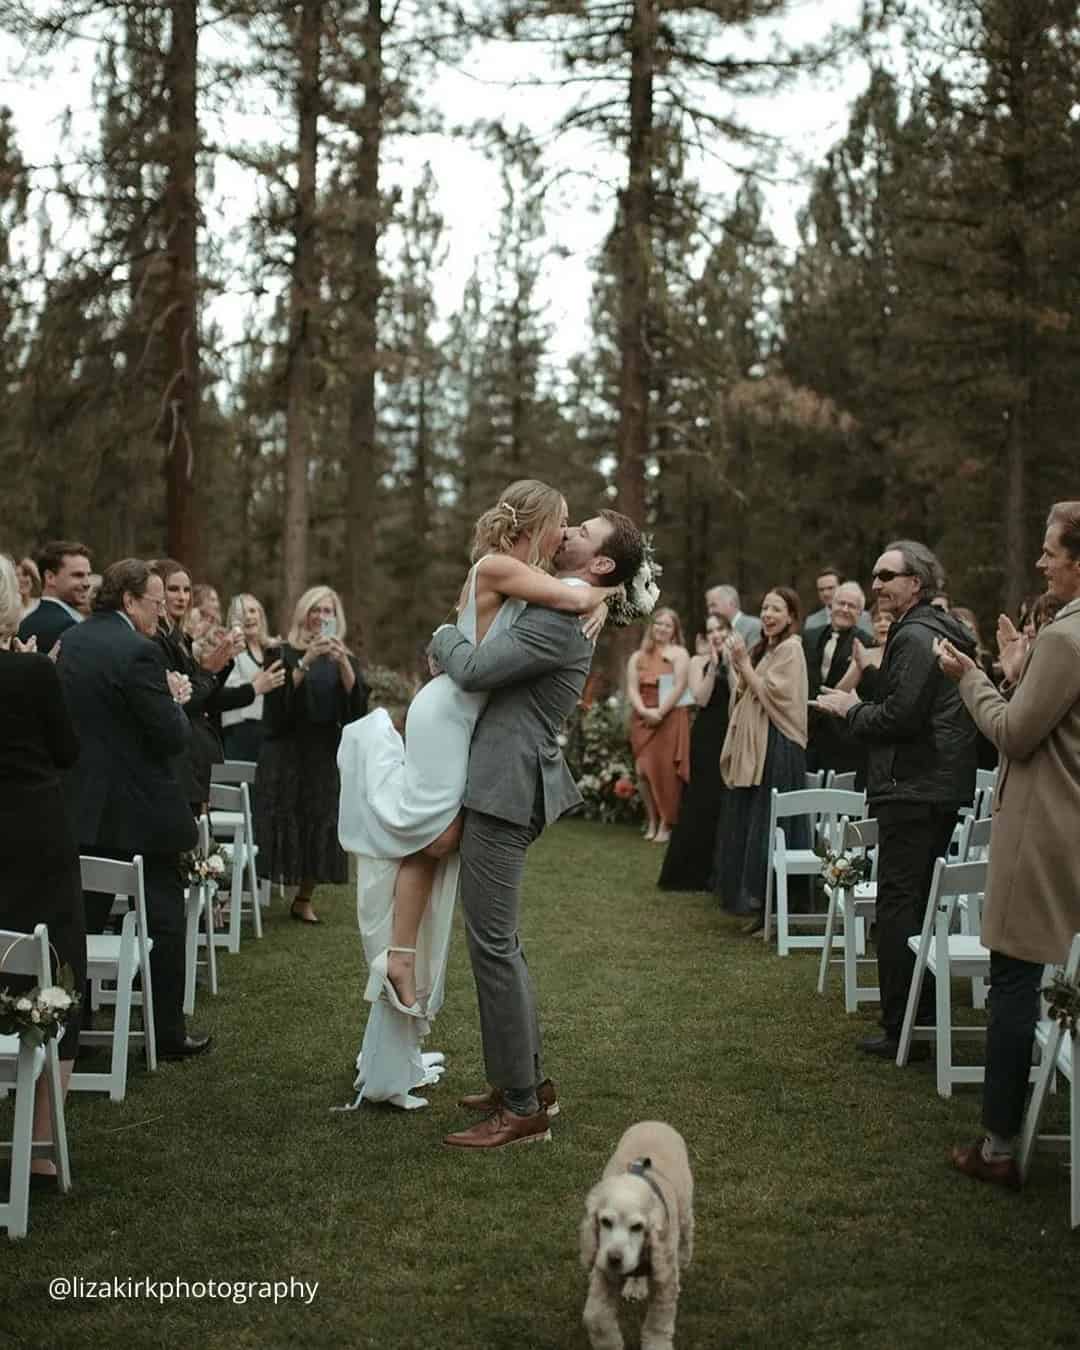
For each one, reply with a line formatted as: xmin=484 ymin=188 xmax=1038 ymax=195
xmin=254 ymin=585 xmax=368 ymax=924
xmin=658 ymin=615 xmax=731 ymax=891
xmin=0 ymin=554 xmax=83 ymax=1180
xmin=152 ymin=561 xmax=284 ymax=811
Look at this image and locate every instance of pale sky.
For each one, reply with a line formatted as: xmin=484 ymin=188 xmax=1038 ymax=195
xmin=1 ymin=1 xmax=878 ymax=370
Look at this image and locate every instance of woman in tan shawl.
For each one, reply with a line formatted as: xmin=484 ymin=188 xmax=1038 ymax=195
xmin=713 ymin=587 xmax=809 ymax=926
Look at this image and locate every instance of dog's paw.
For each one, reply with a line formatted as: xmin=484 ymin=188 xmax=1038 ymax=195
xmin=621 ymin=1276 xmax=649 ymax=1302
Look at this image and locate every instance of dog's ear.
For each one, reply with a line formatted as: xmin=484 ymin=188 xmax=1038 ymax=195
xmin=580 ymin=1185 xmax=601 ymax=1269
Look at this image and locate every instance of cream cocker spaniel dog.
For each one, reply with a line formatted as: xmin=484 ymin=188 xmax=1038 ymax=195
xmin=579 ymin=1121 xmax=694 ymax=1350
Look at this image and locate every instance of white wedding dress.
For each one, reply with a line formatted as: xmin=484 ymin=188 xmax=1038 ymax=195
xmin=335 ymin=559 xmax=525 ymax=1109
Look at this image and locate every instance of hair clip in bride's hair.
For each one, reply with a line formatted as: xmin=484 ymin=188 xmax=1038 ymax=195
xmin=499 ymin=501 xmax=519 ymax=529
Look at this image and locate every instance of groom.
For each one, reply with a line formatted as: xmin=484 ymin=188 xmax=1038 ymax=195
xmin=429 ymin=509 xmax=645 ymax=1149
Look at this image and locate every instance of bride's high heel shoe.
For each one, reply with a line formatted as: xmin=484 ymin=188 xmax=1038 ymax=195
xmin=371 ymin=946 xmax=424 ymax=1018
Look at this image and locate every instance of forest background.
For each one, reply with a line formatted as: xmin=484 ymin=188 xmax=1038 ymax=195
xmin=1 ymin=0 xmax=1077 ymax=677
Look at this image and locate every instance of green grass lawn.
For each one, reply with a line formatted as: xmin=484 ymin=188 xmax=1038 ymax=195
xmin=1 ymin=818 xmax=1076 ymax=1349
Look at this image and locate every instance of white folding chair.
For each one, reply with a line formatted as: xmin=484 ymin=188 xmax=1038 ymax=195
xmin=764 ymin=787 xmax=866 ymax=956
xmin=209 ymin=782 xmax=263 ymax=954
xmin=895 ymin=858 xmax=997 ymax=1096
xmin=183 ymin=815 xmax=219 ymax=1016
xmin=70 ymin=855 xmax=156 ymax=1102
xmin=817 ymin=817 xmax=879 ymax=1012
xmin=955 ymin=814 xmax=993 ymax=1010
xmin=0 ymin=924 xmax=72 ymax=1238
xmin=824 ymin=770 xmax=858 ymax=792
xmin=1019 ymin=934 xmax=1080 ymax=1227
xmin=211 ymin=761 xmax=271 ymax=910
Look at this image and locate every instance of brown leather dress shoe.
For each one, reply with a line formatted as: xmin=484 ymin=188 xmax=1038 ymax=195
xmin=457 ymin=1079 xmax=560 ymax=1118
xmin=444 ymin=1107 xmax=551 ymax=1149
xmin=949 ymin=1139 xmax=1022 ymax=1191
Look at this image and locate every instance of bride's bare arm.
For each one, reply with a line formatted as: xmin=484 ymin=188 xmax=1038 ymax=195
xmin=474 ymin=554 xmax=613 ymax=614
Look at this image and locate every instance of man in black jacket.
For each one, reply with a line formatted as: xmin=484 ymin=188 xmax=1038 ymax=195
xmin=58 ymin=559 xmax=210 ymax=1060
xmin=17 ymin=540 xmax=92 ymax=653
xmin=815 ymin=541 xmax=977 ymax=1058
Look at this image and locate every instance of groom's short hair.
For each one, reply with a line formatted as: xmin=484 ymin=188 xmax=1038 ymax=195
xmin=598 ymin=510 xmax=645 ymax=587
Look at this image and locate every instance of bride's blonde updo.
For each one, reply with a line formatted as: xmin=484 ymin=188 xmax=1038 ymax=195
xmin=470 ymin=479 xmax=565 ymax=567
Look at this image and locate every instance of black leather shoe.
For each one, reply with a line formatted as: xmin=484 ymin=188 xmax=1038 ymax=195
xmin=157 ymin=1032 xmax=213 ymax=1061
xmin=859 ymin=1033 xmax=930 ymax=1062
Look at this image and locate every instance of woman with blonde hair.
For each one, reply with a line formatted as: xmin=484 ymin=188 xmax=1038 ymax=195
xmin=221 ymin=593 xmax=275 ymax=762
xmin=337 ymin=478 xmax=619 ymax=1109
xmin=627 ymin=607 xmax=691 ymax=843
xmin=254 ymin=586 xmax=367 ymax=924
xmin=15 ymin=557 xmax=41 ymax=619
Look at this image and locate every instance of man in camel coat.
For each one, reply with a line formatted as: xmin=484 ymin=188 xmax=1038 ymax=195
xmin=937 ymin=500 xmax=1080 ymax=1191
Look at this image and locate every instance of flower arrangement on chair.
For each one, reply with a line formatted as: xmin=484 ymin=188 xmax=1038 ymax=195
xmin=180 ymin=844 xmax=231 ymax=929
xmin=0 ymin=949 xmax=79 ymax=1050
xmin=815 ymin=843 xmax=873 ymax=890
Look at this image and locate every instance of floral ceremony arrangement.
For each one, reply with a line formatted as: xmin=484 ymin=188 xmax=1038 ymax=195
xmin=0 ymin=961 xmax=80 ymax=1048
xmin=180 ymin=843 xmax=230 ymax=893
xmin=815 ymin=843 xmax=873 ymax=890
xmin=563 ymin=698 xmax=642 ymax=825
xmin=1043 ymin=968 xmax=1080 ymax=1038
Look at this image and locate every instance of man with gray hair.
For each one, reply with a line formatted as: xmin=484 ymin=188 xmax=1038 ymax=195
xmin=706 ymin=584 xmax=761 ymax=646
xmin=805 ymin=580 xmax=870 ymax=779
xmin=814 ymin=540 xmax=978 ymax=1059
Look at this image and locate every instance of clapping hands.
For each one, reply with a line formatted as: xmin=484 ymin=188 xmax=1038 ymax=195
xmin=166 ymin=670 xmax=193 ymax=705
xmin=996 ymin=613 xmax=1027 ymax=684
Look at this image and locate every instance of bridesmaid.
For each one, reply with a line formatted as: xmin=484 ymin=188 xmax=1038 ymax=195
xmin=627 ymin=607 xmax=691 ymax=844
xmin=658 ymin=613 xmax=731 ymax=890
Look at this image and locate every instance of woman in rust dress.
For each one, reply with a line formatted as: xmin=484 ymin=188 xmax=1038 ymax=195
xmin=627 ymin=607 xmax=691 ymax=843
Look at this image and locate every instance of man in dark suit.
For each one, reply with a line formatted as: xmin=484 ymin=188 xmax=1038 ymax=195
xmin=57 ymin=558 xmax=210 ymax=1060
xmin=805 ymin=581 xmax=870 ymax=780
xmin=17 ymin=540 xmax=92 ymax=652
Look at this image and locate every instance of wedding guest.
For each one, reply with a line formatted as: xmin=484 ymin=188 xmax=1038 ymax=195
xmin=192 ymin=583 xmax=222 ymax=628
xmin=152 ymin=561 xmax=283 ymax=810
xmin=15 ymin=557 xmax=40 ymax=619
xmin=938 ymin=501 xmax=1080 ymax=1189
xmin=17 ymin=540 xmax=92 ymax=651
xmin=706 ymin=584 xmax=761 ymax=645
xmin=80 ymin=573 xmax=102 ymax=618
xmin=0 ymin=554 xmax=84 ymax=1179
xmin=658 ymin=614 xmax=730 ymax=890
xmin=627 ymin=607 xmax=691 ymax=844
xmin=805 ymin=581 xmax=869 ymax=781
xmin=714 ymin=587 xmax=809 ymax=929
xmin=802 ymin=565 xmax=843 ymax=639
xmin=835 ymin=601 xmax=893 ymax=698
xmin=58 ymin=558 xmax=210 ymax=1059
xmin=254 ymin=586 xmax=368 ymax=924
xmin=814 ymin=540 xmax=977 ymax=1059
xmin=221 ymin=593 xmax=275 ymax=762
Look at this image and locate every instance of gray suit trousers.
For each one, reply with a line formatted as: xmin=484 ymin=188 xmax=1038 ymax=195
xmin=459 ymin=795 xmax=546 ymax=1097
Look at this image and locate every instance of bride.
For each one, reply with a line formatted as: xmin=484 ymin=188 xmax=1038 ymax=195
xmin=337 ymin=479 xmax=613 ymax=1108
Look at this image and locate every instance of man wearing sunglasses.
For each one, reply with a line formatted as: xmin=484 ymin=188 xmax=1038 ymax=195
xmin=814 ymin=541 xmax=977 ymax=1059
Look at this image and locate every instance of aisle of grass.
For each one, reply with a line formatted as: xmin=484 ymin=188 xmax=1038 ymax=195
xmin=1 ymin=818 xmax=1076 ymax=1348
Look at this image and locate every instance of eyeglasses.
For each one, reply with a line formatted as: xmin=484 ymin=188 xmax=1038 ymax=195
xmin=872 ymin=568 xmax=910 ymax=583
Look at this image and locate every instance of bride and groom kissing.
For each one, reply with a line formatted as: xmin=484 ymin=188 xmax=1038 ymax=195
xmin=337 ymin=480 xmax=646 ymax=1149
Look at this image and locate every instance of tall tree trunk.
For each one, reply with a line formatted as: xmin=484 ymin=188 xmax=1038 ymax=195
xmin=616 ymin=0 xmax=655 ymax=529
xmin=1002 ymin=9 xmax=1031 ymax=615
xmin=345 ymin=0 xmax=384 ymax=657
xmin=160 ymin=0 xmax=201 ymax=572
xmin=282 ymin=0 xmax=322 ymax=622
xmin=611 ymin=0 xmax=655 ymax=685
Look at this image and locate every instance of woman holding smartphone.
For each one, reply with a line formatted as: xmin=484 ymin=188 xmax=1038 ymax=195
xmin=254 ymin=586 xmax=369 ymax=924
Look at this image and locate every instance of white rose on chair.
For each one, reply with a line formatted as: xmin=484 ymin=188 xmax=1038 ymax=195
xmin=38 ymin=986 xmax=73 ymax=1011
xmin=816 ymin=845 xmax=872 ymax=889
xmin=0 ymin=965 xmax=80 ymax=1048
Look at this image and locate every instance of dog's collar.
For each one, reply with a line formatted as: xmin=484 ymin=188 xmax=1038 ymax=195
xmin=626 ymin=1157 xmax=669 ymax=1223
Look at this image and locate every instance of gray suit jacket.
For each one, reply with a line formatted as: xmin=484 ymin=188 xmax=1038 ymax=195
xmin=430 ymin=604 xmax=594 ymax=828
xmin=733 ymin=611 xmax=762 ymax=646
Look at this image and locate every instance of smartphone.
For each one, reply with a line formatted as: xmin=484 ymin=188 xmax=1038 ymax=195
xmin=320 ymin=616 xmax=338 ymax=639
